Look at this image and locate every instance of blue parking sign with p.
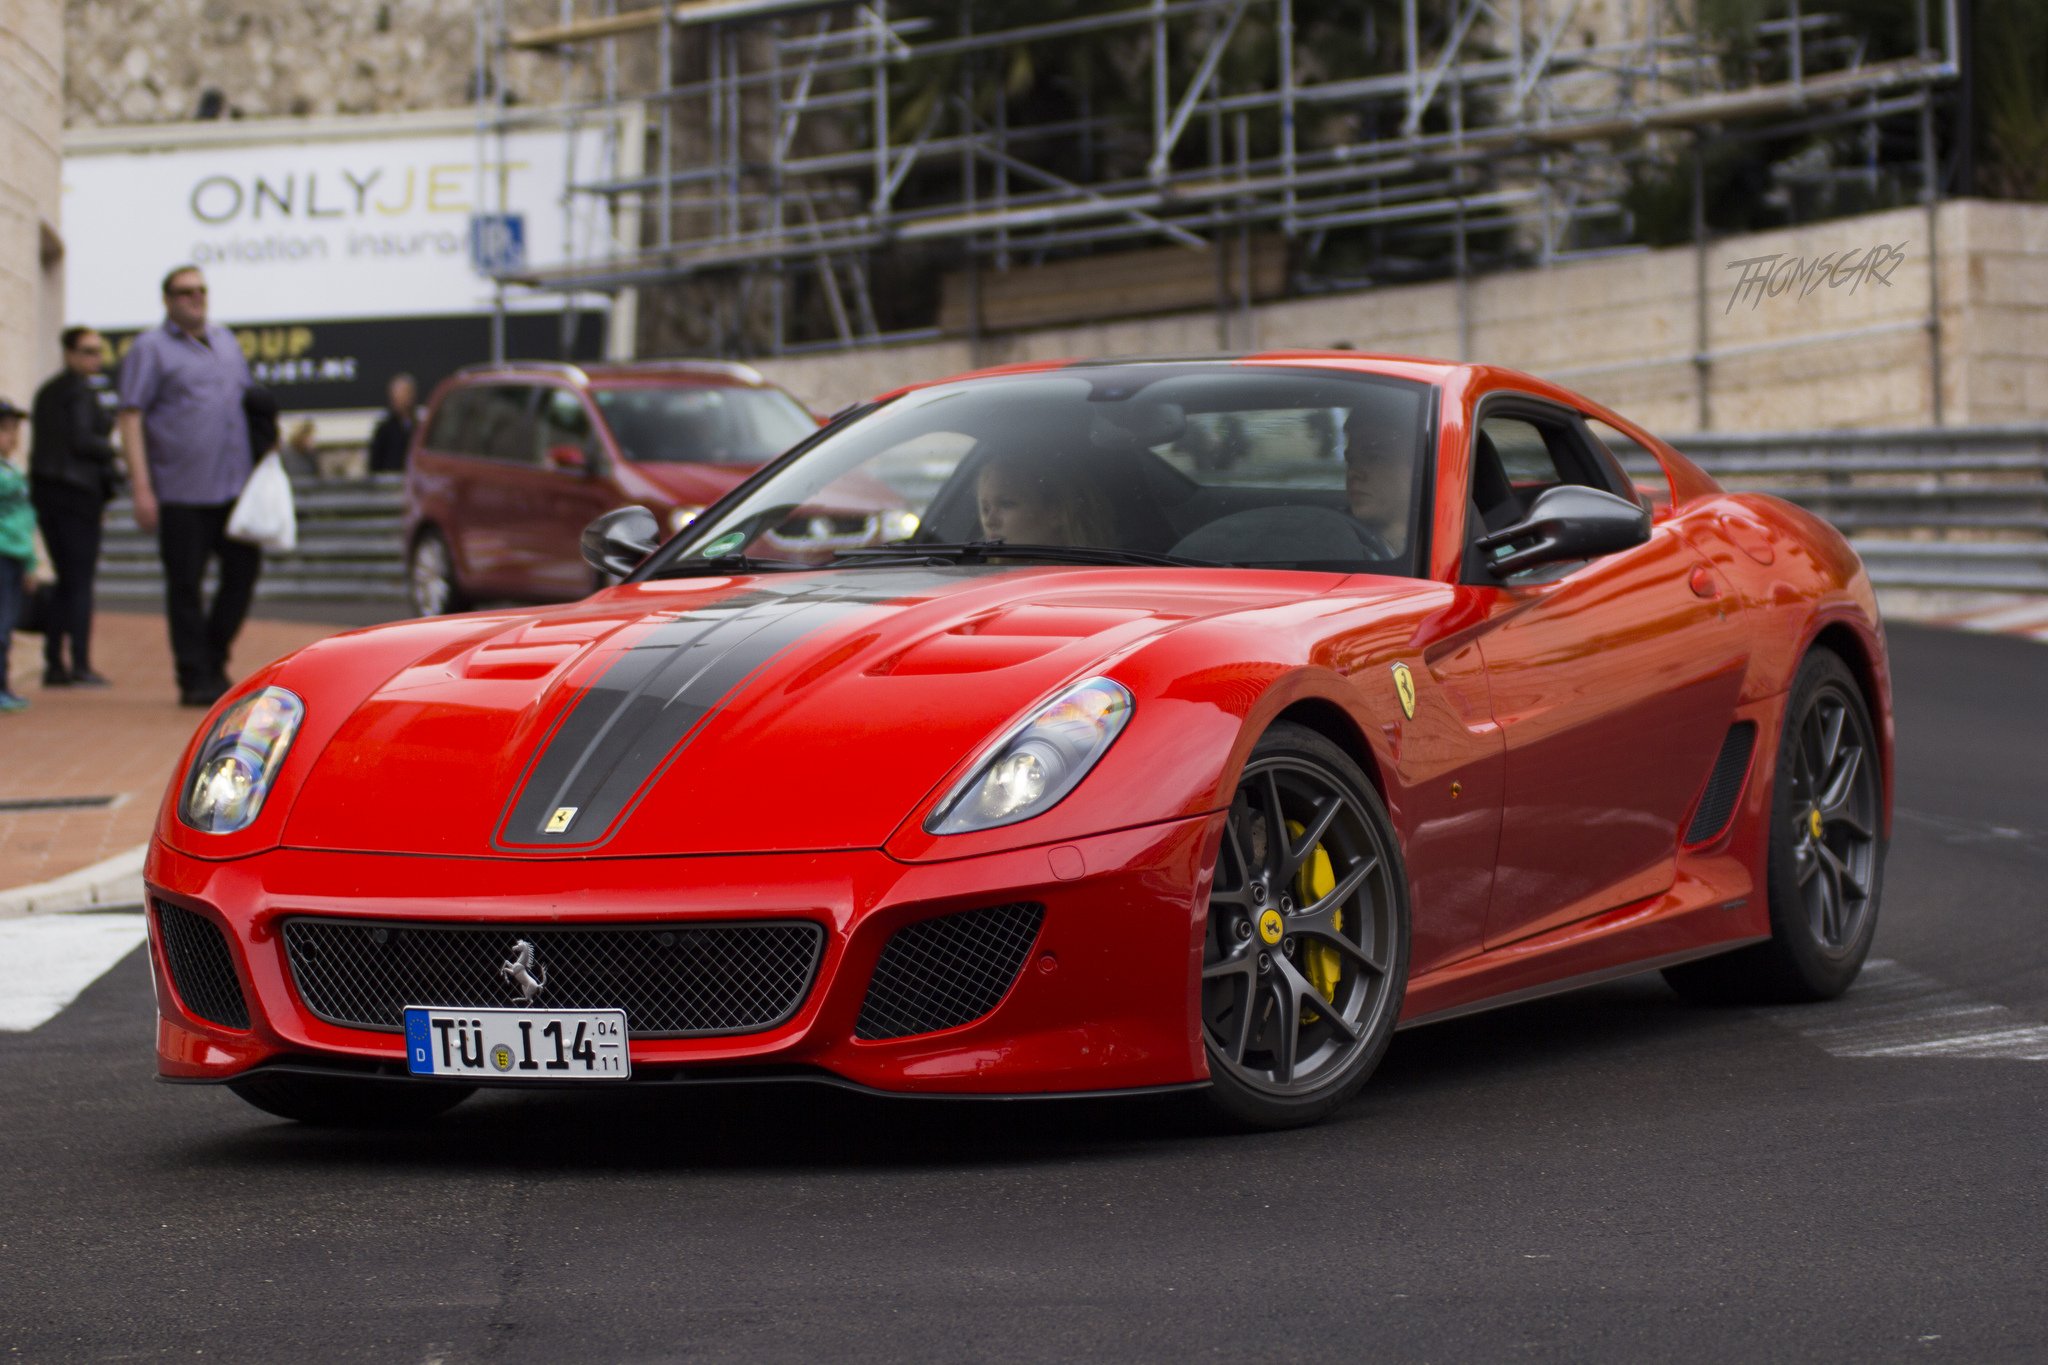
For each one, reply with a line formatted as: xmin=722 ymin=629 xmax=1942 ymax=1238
xmin=469 ymin=213 xmax=526 ymax=274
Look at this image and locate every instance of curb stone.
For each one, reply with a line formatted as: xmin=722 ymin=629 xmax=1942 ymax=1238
xmin=0 ymin=844 xmax=148 ymax=919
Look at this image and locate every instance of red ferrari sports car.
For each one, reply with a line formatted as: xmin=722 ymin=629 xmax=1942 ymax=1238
xmin=147 ymin=354 xmax=1890 ymax=1128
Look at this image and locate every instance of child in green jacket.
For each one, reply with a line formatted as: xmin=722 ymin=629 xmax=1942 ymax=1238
xmin=0 ymin=398 xmax=39 ymax=711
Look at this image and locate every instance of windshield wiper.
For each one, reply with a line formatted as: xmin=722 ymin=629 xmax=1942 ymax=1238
xmin=830 ymin=540 xmax=1219 ymax=570
xmin=649 ymin=552 xmax=812 ymax=578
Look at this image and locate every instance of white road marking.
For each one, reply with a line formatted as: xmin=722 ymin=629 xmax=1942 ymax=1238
xmin=0 ymin=913 xmax=148 ymax=1032
xmin=1951 ymin=599 xmax=2048 ymax=632
xmin=1760 ymin=958 xmax=2048 ymax=1060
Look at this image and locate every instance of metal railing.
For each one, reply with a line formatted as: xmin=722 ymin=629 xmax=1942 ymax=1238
xmin=91 ymin=425 xmax=2048 ymax=605
xmin=1658 ymin=425 xmax=2048 ymax=594
xmin=99 ymin=476 xmax=410 ymax=603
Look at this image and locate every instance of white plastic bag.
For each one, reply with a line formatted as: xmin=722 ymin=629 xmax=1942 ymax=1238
xmin=226 ymin=451 xmax=297 ymax=553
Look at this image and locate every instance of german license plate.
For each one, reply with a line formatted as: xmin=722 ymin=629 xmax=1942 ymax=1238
xmin=403 ymin=1006 xmax=630 ymax=1080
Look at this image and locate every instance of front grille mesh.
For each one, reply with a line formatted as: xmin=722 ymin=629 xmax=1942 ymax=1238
xmin=282 ymin=918 xmax=824 ymax=1036
xmin=1686 ymin=722 xmax=1759 ymax=845
xmin=155 ymin=901 xmax=250 ymax=1029
xmin=855 ymin=903 xmax=1044 ymax=1041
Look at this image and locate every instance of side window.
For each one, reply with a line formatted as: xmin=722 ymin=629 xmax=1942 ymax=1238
xmin=471 ymin=385 xmax=539 ymax=464
xmin=1479 ymin=416 xmax=1564 ymax=487
xmin=1468 ymin=403 xmax=1636 ymax=581
xmin=424 ymin=389 xmax=478 ymax=454
xmin=537 ymin=387 xmax=598 ymax=462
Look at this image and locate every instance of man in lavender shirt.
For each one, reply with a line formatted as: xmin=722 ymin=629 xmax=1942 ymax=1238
xmin=117 ymin=265 xmax=263 ymax=706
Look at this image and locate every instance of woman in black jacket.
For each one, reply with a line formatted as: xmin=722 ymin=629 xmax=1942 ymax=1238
xmin=29 ymin=327 xmax=122 ymax=687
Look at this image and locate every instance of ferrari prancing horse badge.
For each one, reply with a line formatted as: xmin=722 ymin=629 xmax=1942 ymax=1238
xmin=1391 ymin=662 xmax=1417 ymax=720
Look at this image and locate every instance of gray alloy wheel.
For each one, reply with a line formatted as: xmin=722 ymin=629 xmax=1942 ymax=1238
xmin=228 ymin=1073 xmax=474 ymax=1127
xmin=1665 ymin=648 xmax=1885 ymax=1004
xmin=408 ymin=529 xmax=467 ymax=617
xmin=1200 ymin=722 xmax=1409 ymax=1128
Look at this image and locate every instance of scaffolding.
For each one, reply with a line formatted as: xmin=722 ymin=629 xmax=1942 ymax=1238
xmin=474 ymin=0 xmax=1960 ymax=361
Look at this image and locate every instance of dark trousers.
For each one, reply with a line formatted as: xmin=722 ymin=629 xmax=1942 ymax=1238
xmin=0 ymin=554 xmax=20 ymax=688
xmin=30 ymin=479 xmax=106 ymax=675
xmin=157 ymin=502 xmax=262 ymax=693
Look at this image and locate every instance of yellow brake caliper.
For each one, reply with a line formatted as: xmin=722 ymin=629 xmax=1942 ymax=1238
xmin=1286 ymin=819 xmax=1343 ymax=1021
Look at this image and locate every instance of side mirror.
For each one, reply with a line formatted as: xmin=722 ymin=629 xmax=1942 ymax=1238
xmin=1476 ymin=484 xmax=1651 ymax=577
xmin=580 ymin=505 xmax=661 ymax=578
xmin=546 ymin=443 xmax=591 ymax=473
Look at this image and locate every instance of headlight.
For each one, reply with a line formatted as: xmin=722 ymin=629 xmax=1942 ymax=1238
xmin=179 ymin=687 xmax=305 ymax=834
xmin=670 ymin=505 xmax=706 ymax=535
xmin=926 ymin=677 xmax=1132 ymax=834
xmin=880 ymin=508 xmax=921 ymax=540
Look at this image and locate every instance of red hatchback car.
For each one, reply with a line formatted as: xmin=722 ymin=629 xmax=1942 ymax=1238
xmin=401 ymin=360 xmax=824 ymax=615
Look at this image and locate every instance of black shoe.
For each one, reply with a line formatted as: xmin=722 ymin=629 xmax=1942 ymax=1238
xmin=179 ymin=679 xmax=228 ymax=708
xmin=43 ymin=666 xmax=72 ymax=687
xmin=69 ymin=669 xmax=112 ymax=688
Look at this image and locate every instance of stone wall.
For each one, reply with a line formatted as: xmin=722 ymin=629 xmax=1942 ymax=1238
xmin=63 ymin=0 xmax=565 ymax=127
xmin=750 ymin=200 xmax=2048 ymax=436
xmin=1 ymin=0 xmax=64 ymax=413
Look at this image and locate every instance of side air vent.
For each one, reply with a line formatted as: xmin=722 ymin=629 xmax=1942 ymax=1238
xmin=1685 ymin=722 xmax=1758 ymax=845
xmin=154 ymin=901 xmax=251 ymax=1029
xmin=855 ymin=903 xmax=1045 ymax=1041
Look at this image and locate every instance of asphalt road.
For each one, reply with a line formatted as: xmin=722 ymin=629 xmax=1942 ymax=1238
xmin=3 ymin=622 xmax=2044 ymax=1363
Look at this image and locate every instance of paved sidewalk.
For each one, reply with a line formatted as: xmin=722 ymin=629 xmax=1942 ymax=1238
xmin=1 ymin=610 xmax=343 ymax=901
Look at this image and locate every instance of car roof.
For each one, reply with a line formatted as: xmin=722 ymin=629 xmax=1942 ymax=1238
xmin=452 ymin=359 xmax=773 ymax=389
xmin=871 ymin=351 xmax=1634 ymax=420
xmin=869 ymin=351 xmax=1466 ymax=402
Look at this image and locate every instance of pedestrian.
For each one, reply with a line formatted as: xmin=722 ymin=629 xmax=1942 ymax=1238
xmin=0 ymin=399 xmax=45 ymax=713
xmin=368 ymin=372 xmax=418 ymax=474
xmin=29 ymin=326 xmax=121 ymax=687
xmin=115 ymin=265 xmax=262 ymax=708
xmin=280 ymin=418 xmax=318 ymax=478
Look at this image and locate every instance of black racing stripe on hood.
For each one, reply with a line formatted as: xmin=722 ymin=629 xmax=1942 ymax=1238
xmin=492 ymin=569 xmax=997 ymax=850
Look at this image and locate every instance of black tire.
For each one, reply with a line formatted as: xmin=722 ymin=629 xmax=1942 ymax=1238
xmin=228 ymin=1072 xmax=474 ymax=1127
xmin=1664 ymin=648 xmax=1885 ymax=1005
xmin=407 ymin=528 xmax=468 ymax=617
xmin=1198 ymin=722 xmax=1410 ymax=1129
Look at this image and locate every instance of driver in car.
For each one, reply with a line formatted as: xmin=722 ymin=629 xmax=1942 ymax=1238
xmin=1342 ymin=411 xmax=1414 ymax=554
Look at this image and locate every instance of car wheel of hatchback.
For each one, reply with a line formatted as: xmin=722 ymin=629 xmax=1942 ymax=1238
xmin=408 ymin=529 xmax=468 ymax=617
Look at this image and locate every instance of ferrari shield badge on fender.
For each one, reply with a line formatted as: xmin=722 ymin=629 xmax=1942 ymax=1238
xmin=545 ymin=806 xmax=578 ymax=834
xmin=1391 ymin=662 xmax=1417 ymax=720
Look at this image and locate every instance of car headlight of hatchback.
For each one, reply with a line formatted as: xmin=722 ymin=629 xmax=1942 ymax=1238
xmin=179 ymin=687 xmax=305 ymax=834
xmin=670 ymin=505 xmax=707 ymax=535
xmin=927 ymin=678 xmax=1133 ymax=835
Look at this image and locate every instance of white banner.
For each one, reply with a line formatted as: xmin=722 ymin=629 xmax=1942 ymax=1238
xmin=62 ymin=119 xmax=615 ymax=330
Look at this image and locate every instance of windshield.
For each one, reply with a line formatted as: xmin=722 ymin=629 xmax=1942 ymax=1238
xmin=593 ymin=384 xmax=817 ymax=465
xmin=650 ymin=363 xmax=1435 ymax=575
